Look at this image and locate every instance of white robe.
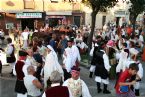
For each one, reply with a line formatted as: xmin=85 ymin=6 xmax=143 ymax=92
xmin=44 ymin=51 xmax=63 ymax=88
xmin=71 ymin=45 xmax=81 ymax=66
xmin=63 ymin=47 xmax=74 ymax=72
xmin=116 ymin=50 xmax=129 ymax=73
xmin=63 ymin=78 xmax=92 ymax=97
xmin=21 ymin=32 xmax=29 ymax=49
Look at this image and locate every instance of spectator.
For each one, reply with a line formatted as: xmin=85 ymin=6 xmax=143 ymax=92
xmin=24 ymin=65 xmax=43 ymax=97
xmin=42 ymin=71 xmax=73 ymax=97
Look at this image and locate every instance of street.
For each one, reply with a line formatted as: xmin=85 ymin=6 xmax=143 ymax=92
xmin=0 ymin=63 xmax=145 ymax=97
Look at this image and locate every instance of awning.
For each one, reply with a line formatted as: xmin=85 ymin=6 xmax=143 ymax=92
xmin=46 ymin=16 xmax=66 ymax=19
xmin=46 ymin=11 xmax=72 ymax=16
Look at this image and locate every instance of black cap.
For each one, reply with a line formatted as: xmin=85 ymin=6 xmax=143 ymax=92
xmin=19 ymin=50 xmax=28 ymax=56
xmin=67 ymin=38 xmax=73 ymax=42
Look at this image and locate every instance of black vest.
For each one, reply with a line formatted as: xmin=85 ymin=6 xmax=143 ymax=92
xmin=91 ymin=46 xmax=99 ymax=65
xmin=94 ymin=50 xmax=109 ymax=79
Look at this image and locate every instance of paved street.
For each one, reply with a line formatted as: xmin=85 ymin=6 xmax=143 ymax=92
xmin=0 ymin=63 xmax=145 ymax=97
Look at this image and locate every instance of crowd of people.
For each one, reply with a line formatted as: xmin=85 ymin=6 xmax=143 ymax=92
xmin=0 ymin=23 xmax=145 ymax=97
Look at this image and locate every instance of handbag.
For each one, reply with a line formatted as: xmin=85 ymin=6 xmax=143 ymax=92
xmin=7 ymin=56 xmax=16 ymax=63
xmin=120 ymin=86 xmax=129 ymax=93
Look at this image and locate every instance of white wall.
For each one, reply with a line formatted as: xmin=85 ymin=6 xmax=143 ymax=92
xmin=85 ymin=12 xmax=114 ymax=29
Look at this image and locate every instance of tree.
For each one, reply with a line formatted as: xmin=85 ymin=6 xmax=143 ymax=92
xmin=128 ymin=0 xmax=145 ymax=34
xmin=82 ymin=0 xmax=118 ymax=50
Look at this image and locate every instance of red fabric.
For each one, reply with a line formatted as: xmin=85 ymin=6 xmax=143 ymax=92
xmin=127 ymin=27 xmax=132 ymax=36
xmin=142 ymin=47 xmax=145 ymax=61
xmin=115 ymin=69 xmax=132 ymax=94
xmin=75 ymin=60 xmax=80 ymax=68
xmin=45 ymin=86 xmax=69 ymax=97
xmin=19 ymin=56 xmax=26 ymax=60
xmin=15 ymin=61 xmax=25 ymax=80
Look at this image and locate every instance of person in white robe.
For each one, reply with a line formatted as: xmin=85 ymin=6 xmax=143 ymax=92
xmin=71 ymin=41 xmax=81 ymax=67
xmin=63 ymin=66 xmax=92 ymax=97
xmin=116 ymin=43 xmax=130 ymax=74
xmin=43 ymin=45 xmax=64 ymax=89
xmin=21 ymin=29 xmax=29 ymax=49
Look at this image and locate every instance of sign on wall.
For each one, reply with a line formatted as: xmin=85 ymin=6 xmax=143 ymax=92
xmin=16 ymin=13 xmax=42 ymax=18
xmin=6 ymin=23 xmax=14 ymax=29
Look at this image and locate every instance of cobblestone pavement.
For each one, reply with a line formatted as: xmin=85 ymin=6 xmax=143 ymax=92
xmin=0 ymin=65 xmax=145 ymax=97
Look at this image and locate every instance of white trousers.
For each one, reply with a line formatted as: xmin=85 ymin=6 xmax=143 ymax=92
xmin=17 ymin=93 xmax=27 ymax=97
xmin=134 ymin=82 xmax=140 ymax=89
xmin=89 ymin=65 xmax=96 ymax=72
xmin=95 ymin=76 xmax=109 ymax=85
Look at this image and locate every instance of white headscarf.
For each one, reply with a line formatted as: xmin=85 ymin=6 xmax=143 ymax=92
xmin=47 ymin=45 xmax=58 ymax=61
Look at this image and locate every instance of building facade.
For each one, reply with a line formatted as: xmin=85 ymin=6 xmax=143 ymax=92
xmin=0 ymin=0 xmax=85 ymax=34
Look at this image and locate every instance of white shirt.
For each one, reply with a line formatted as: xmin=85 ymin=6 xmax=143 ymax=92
xmin=63 ymin=78 xmax=92 ymax=97
xmin=24 ymin=75 xmax=41 ymax=96
xmin=23 ymin=56 xmax=37 ymax=76
xmin=126 ymin=61 xmax=143 ymax=79
xmin=21 ymin=32 xmax=29 ymax=40
xmin=0 ymin=31 xmax=4 ymax=37
xmin=139 ymin=35 xmax=144 ymax=42
xmin=6 ymin=43 xmax=14 ymax=55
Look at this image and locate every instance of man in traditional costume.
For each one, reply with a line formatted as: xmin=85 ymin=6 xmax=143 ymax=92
xmin=63 ymin=39 xmax=74 ymax=73
xmin=43 ymin=45 xmax=64 ymax=89
xmin=89 ymin=35 xmax=102 ymax=78
xmin=13 ymin=50 xmax=28 ymax=97
xmin=0 ymin=48 xmax=4 ymax=76
xmin=94 ymin=41 xmax=111 ymax=94
xmin=6 ymin=37 xmax=16 ymax=76
xmin=71 ymin=38 xmax=81 ymax=68
xmin=42 ymin=71 xmax=73 ymax=97
xmin=63 ymin=66 xmax=92 ymax=97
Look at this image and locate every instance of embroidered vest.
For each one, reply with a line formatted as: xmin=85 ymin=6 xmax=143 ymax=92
xmin=67 ymin=78 xmax=82 ymax=97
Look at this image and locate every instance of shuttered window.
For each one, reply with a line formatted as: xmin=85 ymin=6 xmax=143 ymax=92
xmin=24 ymin=0 xmax=35 ymax=9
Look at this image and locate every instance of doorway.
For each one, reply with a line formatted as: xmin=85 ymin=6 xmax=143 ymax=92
xmin=74 ymin=16 xmax=81 ymax=27
xmin=21 ymin=19 xmax=34 ymax=31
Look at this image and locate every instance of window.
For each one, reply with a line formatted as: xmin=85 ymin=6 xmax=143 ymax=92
xmin=24 ymin=0 xmax=35 ymax=9
xmin=50 ymin=0 xmax=58 ymax=3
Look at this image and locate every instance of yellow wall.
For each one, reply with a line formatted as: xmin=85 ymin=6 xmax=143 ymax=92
xmin=0 ymin=0 xmax=24 ymax=12
xmin=44 ymin=2 xmax=83 ymax=11
xmin=0 ymin=0 xmax=83 ymax=12
xmin=33 ymin=0 xmax=44 ymax=11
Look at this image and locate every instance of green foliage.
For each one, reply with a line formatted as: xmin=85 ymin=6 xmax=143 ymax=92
xmin=82 ymin=0 xmax=118 ymax=13
xmin=129 ymin=0 xmax=145 ymax=15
